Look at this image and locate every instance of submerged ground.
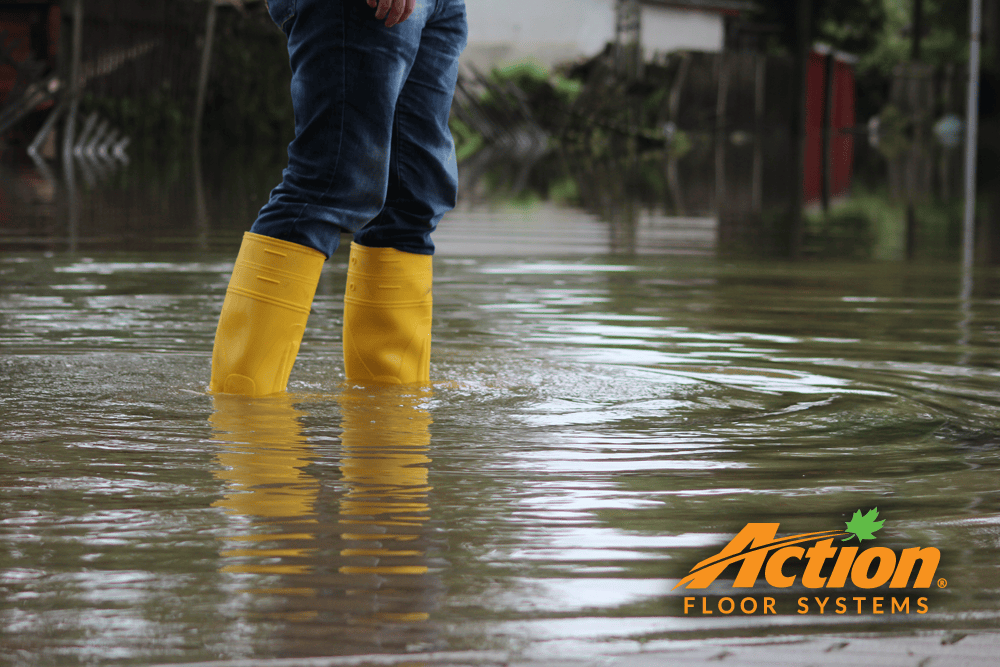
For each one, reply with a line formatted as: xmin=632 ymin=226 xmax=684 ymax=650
xmin=1 ymin=146 xmax=999 ymax=665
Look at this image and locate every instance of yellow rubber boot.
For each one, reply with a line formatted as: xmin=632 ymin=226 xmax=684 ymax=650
xmin=210 ymin=232 xmax=325 ymax=396
xmin=343 ymin=242 xmax=432 ymax=384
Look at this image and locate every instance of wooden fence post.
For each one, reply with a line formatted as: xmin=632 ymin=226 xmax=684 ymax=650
xmin=752 ymin=51 xmax=765 ymax=214
xmin=61 ymin=0 xmax=83 ymax=166
xmin=192 ymin=0 xmax=217 ymax=152
xmin=715 ymin=52 xmax=729 ymax=214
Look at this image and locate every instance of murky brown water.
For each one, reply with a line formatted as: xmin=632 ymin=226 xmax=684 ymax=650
xmin=1 ymin=151 xmax=999 ymax=665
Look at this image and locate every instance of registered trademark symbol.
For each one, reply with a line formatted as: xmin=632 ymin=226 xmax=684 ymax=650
xmin=937 ymin=578 xmax=948 ymax=588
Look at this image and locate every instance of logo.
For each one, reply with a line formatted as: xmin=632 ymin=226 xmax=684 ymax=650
xmin=677 ymin=509 xmax=944 ymax=616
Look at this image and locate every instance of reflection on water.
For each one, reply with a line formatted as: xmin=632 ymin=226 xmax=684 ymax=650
xmin=1 ymin=248 xmax=999 ymax=663
xmin=336 ymin=385 xmax=437 ymax=634
xmin=338 ymin=387 xmax=432 ymax=578
xmin=2 ymin=136 xmax=969 ymax=260
xmin=0 ymin=147 xmax=286 ymax=253
xmin=211 ymin=394 xmax=319 ymax=583
xmin=207 ymin=386 xmax=438 ymax=655
xmin=1 ymin=138 xmax=999 ymax=664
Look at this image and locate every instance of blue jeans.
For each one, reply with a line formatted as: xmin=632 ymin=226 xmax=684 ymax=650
xmin=251 ymin=0 xmax=468 ymax=257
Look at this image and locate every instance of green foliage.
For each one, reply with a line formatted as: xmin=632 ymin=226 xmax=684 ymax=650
xmin=452 ymin=58 xmax=591 ymax=161
xmin=669 ymin=129 xmax=693 ymax=159
xmin=814 ymin=0 xmax=888 ymax=61
xmin=79 ymin=83 xmax=189 ymax=156
xmin=201 ymin=7 xmax=295 ymax=147
xmin=546 ymin=173 xmax=579 ymax=204
xmin=807 ymin=207 xmax=876 ymax=258
xmin=642 ymin=87 xmax=668 ymax=120
xmin=752 ymin=0 xmax=975 ymax=146
xmin=874 ymin=104 xmax=911 ymax=159
xmin=802 ymin=182 xmax=965 ymax=261
xmin=505 ymin=187 xmax=542 ymax=210
xmin=448 ymin=116 xmax=483 ymax=162
xmin=494 ymin=59 xmax=549 ymax=84
xmin=913 ymin=195 xmax=965 ymax=255
xmin=487 ymin=58 xmax=584 ymax=119
xmin=857 ymin=0 xmax=969 ymax=76
xmin=553 ymin=76 xmax=583 ymax=103
xmin=79 ymin=5 xmax=295 ymax=154
xmin=753 ymin=0 xmax=970 ymax=74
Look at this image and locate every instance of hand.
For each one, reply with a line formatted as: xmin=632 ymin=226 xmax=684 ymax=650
xmin=366 ymin=0 xmax=415 ymax=27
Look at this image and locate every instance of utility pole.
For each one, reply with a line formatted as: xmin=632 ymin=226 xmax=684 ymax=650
xmin=962 ymin=0 xmax=982 ymax=274
xmin=788 ymin=0 xmax=811 ymax=257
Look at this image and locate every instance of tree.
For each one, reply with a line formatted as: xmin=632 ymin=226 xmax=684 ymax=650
xmin=751 ymin=0 xmax=887 ymax=60
xmin=753 ymin=0 xmax=969 ymax=74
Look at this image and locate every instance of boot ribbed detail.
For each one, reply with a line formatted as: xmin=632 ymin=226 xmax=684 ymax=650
xmin=343 ymin=243 xmax=432 ymax=384
xmin=210 ymin=232 xmax=325 ymax=396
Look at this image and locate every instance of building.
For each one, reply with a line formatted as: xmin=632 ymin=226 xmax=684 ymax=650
xmin=638 ymin=0 xmax=757 ymax=59
xmin=460 ymin=0 xmax=757 ymax=73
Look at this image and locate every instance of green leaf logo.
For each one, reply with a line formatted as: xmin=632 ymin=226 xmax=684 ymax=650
xmin=842 ymin=508 xmax=885 ymax=542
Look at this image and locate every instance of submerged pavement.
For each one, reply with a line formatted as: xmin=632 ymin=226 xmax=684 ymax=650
xmin=151 ymin=632 xmax=1000 ymax=667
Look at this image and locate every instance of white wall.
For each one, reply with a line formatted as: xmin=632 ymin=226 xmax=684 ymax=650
xmin=460 ymin=0 xmax=725 ymax=73
xmin=640 ymin=6 xmax=724 ymax=57
xmin=464 ymin=0 xmax=614 ymax=52
xmin=461 ymin=0 xmax=614 ymax=72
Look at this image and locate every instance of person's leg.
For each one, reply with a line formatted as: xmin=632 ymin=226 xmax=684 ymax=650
xmin=343 ymin=0 xmax=467 ymax=384
xmin=352 ymin=0 xmax=467 ymax=254
xmin=211 ymin=0 xmax=433 ymax=396
xmin=252 ymin=0 xmax=435 ymax=256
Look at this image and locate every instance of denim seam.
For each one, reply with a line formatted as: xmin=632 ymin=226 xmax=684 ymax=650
xmin=273 ymin=0 xmax=297 ymax=32
xmin=391 ymin=103 xmax=401 ymax=204
xmin=289 ymin=0 xmax=346 ymax=233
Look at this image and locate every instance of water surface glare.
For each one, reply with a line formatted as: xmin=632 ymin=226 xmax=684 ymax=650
xmin=2 ymin=250 xmax=999 ymax=664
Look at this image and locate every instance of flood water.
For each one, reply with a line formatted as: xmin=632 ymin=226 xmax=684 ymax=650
xmin=1 ymin=146 xmax=999 ymax=665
